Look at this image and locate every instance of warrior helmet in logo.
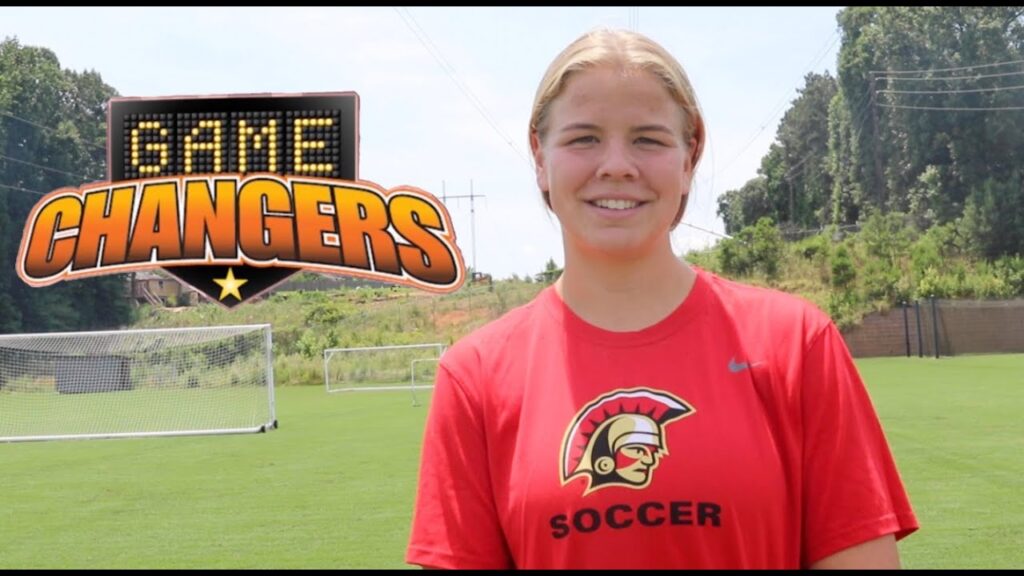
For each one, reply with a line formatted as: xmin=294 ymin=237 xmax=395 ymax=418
xmin=560 ymin=388 xmax=695 ymax=494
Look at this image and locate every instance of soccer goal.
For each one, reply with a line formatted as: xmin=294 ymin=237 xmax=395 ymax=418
xmin=323 ymin=343 xmax=446 ymax=405
xmin=0 ymin=324 xmax=277 ymax=442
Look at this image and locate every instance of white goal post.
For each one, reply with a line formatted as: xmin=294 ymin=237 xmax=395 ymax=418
xmin=0 ymin=324 xmax=277 ymax=443
xmin=323 ymin=343 xmax=446 ymax=402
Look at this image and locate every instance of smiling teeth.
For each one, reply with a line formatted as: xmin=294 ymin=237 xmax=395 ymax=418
xmin=593 ymin=199 xmax=639 ymax=210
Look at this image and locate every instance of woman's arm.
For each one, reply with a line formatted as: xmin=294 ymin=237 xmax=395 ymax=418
xmin=810 ymin=534 xmax=900 ymax=569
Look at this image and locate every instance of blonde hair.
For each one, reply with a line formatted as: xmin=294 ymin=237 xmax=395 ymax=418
xmin=529 ymin=28 xmax=706 ymax=227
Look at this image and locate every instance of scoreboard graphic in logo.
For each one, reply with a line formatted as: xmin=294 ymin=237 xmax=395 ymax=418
xmin=16 ymin=92 xmax=465 ymax=307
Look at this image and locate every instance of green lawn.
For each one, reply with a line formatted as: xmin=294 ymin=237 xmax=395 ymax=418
xmin=0 ymin=387 xmax=273 ymax=440
xmin=858 ymin=354 xmax=1024 ymax=569
xmin=1 ymin=354 xmax=1021 ymax=568
xmin=0 ymin=388 xmax=428 ymax=569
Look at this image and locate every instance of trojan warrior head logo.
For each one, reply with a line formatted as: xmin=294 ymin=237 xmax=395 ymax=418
xmin=560 ymin=388 xmax=695 ymax=494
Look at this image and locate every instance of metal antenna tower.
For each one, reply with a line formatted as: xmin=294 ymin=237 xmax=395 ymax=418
xmin=440 ymin=179 xmax=485 ymax=274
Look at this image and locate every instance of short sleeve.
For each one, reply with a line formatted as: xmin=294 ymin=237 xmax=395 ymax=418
xmin=800 ymin=322 xmax=920 ymax=567
xmin=405 ymin=362 xmax=513 ymax=569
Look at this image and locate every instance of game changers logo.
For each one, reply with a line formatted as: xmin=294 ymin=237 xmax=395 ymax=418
xmin=15 ymin=93 xmax=466 ymax=307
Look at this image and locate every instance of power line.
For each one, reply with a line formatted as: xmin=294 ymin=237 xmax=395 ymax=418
xmin=0 ymin=182 xmax=48 ymax=196
xmin=878 ymin=103 xmax=1024 ymax=111
xmin=712 ymin=29 xmax=840 ymax=180
xmin=872 ymin=69 xmax=1024 ymax=110
xmin=704 ymin=82 xmax=873 ymax=239
xmin=781 ymin=85 xmax=876 ymax=182
xmin=0 ymin=110 xmax=106 ymax=153
xmin=876 ymin=68 xmax=1024 ymax=83
xmin=720 ymin=81 xmax=873 ymax=191
xmin=872 ymin=59 xmax=1024 ymax=110
xmin=0 ymin=152 xmax=91 ymax=181
xmin=628 ymin=7 xmax=639 ymax=31
xmin=879 ymin=82 xmax=1024 ymax=95
xmin=439 ymin=179 xmax=486 ymax=273
xmin=778 ymin=222 xmax=862 ymax=241
xmin=870 ymin=57 xmax=1024 ymax=76
xmin=393 ymin=7 xmax=533 ymax=173
xmin=678 ymin=220 xmax=732 ymax=241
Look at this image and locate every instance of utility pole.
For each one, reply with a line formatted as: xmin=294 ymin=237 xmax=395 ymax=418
xmin=439 ymin=179 xmax=485 ymax=276
xmin=869 ymin=71 xmax=885 ymax=210
xmin=471 ymin=179 xmax=477 ymax=274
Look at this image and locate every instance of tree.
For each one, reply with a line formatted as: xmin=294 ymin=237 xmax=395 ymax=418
xmin=535 ymin=258 xmax=562 ymax=284
xmin=717 ymin=73 xmax=837 ymax=232
xmin=0 ymin=37 xmax=132 ymax=333
xmin=827 ymin=90 xmax=865 ymax=226
xmin=830 ymin=7 xmax=1024 ymax=257
xmin=774 ymin=72 xmax=838 ymax=229
xmin=717 ymin=217 xmax=784 ymax=280
xmin=717 ymin=176 xmax=771 ymax=235
xmin=961 ymin=171 xmax=1024 ymax=259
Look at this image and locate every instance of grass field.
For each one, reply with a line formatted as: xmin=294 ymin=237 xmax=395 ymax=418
xmin=1 ymin=354 xmax=1021 ymax=568
xmin=0 ymin=387 xmax=274 ymax=440
xmin=857 ymin=354 xmax=1024 ymax=569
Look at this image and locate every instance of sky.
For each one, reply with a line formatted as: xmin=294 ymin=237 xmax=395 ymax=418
xmin=1 ymin=6 xmax=843 ymax=281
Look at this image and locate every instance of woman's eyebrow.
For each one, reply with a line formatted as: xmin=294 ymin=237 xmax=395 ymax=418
xmin=632 ymin=124 xmax=674 ymax=134
xmin=559 ymin=123 xmax=675 ymax=134
xmin=559 ymin=122 xmax=601 ymax=132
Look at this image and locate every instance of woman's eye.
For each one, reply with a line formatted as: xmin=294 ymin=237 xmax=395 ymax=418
xmin=636 ymin=137 xmax=664 ymax=146
xmin=569 ymin=135 xmax=597 ymax=145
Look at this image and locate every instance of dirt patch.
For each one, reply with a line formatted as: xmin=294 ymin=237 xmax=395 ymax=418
xmin=434 ymin=309 xmax=472 ymax=329
xmin=432 ymin=306 xmax=496 ymax=329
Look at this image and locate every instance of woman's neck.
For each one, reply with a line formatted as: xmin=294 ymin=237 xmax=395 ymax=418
xmin=555 ymin=245 xmax=696 ymax=332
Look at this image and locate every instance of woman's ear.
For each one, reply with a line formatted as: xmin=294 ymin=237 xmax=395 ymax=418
xmin=530 ymin=130 xmax=548 ymax=192
xmin=684 ymin=137 xmax=699 ymax=176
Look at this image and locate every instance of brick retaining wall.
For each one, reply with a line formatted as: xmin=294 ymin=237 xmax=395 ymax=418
xmin=841 ymin=299 xmax=1024 ymax=357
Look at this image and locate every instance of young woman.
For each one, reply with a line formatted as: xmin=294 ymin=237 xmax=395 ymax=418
xmin=406 ymin=28 xmax=919 ymax=569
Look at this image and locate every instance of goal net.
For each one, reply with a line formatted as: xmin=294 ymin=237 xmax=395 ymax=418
xmin=0 ymin=324 xmax=276 ymax=442
xmin=323 ymin=343 xmax=446 ymax=403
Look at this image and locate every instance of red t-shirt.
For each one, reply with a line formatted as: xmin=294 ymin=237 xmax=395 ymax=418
xmin=406 ymin=268 xmax=918 ymax=569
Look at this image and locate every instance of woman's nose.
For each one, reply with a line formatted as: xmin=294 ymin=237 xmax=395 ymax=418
xmin=598 ymin=140 xmax=639 ymax=181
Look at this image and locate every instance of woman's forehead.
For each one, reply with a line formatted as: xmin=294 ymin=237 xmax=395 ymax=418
xmin=550 ymin=68 xmax=684 ymax=125
xmin=563 ymin=64 xmax=660 ymax=90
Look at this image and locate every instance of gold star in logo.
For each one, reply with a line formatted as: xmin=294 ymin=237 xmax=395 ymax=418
xmin=213 ymin=267 xmax=249 ymax=301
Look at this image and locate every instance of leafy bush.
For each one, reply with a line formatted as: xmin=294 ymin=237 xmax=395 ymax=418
xmin=718 ymin=217 xmax=784 ymax=279
xmin=830 ymin=244 xmax=856 ymax=290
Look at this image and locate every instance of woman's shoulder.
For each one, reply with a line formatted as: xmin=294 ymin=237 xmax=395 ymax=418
xmin=694 ymin=266 xmax=834 ymax=334
xmin=692 ymin=268 xmax=851 ymax=389
xmin=440 ymin=286 xmax=554 ymax=371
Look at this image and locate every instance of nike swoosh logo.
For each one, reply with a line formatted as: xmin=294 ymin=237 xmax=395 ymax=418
xmin=728 ymin=358 xmax=763 ymax=373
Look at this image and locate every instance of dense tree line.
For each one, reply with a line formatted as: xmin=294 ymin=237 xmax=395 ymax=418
xmin=0 ymin=38 xmax=132 ymax=334
xmin=718 ymin=7 xmax=1024 ymax=260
